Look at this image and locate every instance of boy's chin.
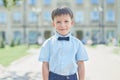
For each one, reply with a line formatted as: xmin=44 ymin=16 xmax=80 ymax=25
xmin=59 ymin=32 xmax=69 ymax=36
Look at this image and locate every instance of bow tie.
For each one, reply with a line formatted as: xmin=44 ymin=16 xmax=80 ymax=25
xmin=58 ymin=37 xmax=69 ymax=41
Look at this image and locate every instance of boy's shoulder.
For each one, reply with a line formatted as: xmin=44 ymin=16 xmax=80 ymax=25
xmin=71 ymin=36 xmax=84 ymax=45
xmin=42 ymin=36 xmax=55 ymax=44
xmin=71 ymin=36 xmax=81 ymax=42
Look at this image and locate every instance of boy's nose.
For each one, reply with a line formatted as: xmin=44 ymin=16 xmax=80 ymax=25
xmin=60 ymin=23 xmax=66 ymax=27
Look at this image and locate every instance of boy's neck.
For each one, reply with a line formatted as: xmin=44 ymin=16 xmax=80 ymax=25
xmin=56 ymin=31 xmax=71 ymax=37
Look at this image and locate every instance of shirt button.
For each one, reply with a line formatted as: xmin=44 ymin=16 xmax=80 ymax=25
xmin=66 ymin=76 xmax=69 ymax=79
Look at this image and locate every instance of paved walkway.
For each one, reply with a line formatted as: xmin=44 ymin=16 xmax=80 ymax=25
xmin=85 ymin=45 xmax=120 ymax=80
xmin=0 ymin=48 xmax=42 ymax=80
xmin=0 ymin=45 xmax=120 ymax=80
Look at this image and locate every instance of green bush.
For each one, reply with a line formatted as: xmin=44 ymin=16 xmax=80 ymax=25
xmin=119 ymin=39 xmax=120 ymax=46
xmin=16 ymin=39 xmax=21 ymax=45
xmin=118 ymin=36 xmax=120 ymax=47
xmin=10 ymin=39 xmax=15 ymax=47
xmin=0 ymin=40 xmax=5 ymax=48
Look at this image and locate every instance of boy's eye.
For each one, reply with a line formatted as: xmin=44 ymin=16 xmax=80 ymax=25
xmin=65 ymin=20 xmax=69 ymax=23
xmin=56 ymin=21 xmax=61 ymax=23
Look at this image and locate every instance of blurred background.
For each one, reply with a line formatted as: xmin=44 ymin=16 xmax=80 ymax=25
xmin=0 ymin=0 xmax=120 ymax=80
xmin=0 ymin=0 xmax=120 ymax=45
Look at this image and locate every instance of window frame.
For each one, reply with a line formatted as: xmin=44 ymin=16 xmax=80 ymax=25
xmin=28 ymin=12 xmax=37 ymax=23
xmin=75 ymin=0 xmax=83 ymax=4
xmin=13 ymin=12 xmax=22 ymax=23
xmin=91 ymin=0 xmax=99 ymax=4
xmin=91 ymin=11 xmax=99 ymax=22
xmin=75 ymin=11 xmax=84 ymax=23
xmin=0 ymin=12 xmax=7 ymax=24
xmin=105 ymin=10 xmax=115 ymax=22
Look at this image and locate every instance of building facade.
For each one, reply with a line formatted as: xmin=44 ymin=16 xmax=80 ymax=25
xmin=0 ymin=0 xmax=119 ymax=44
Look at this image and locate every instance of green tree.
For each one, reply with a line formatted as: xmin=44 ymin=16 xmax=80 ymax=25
xmin=0 ymin=39 xmax=5 ymax=48
xmin=3 ymin=0 xmax=21 ymax=9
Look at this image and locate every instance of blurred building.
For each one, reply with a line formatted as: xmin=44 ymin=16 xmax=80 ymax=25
xmin=0 ymin=0 xmax=119 ymax=44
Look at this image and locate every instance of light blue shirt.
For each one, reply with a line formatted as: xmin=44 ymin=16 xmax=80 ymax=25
xmin=39 ymin=32 xmax=88 ymax=75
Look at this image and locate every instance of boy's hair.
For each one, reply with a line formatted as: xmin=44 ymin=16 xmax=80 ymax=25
xmin=51 ymin=7 xmax=73 ymax=21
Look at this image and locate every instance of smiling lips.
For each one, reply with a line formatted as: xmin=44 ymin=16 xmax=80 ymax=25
xmin=59 ymin=28 xmax=67 ymax=30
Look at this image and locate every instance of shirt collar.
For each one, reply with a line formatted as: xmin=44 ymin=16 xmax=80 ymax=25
xmin=55 ymin=32 xmax=72 ymax=40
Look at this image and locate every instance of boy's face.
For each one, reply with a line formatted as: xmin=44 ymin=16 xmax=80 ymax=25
xmin=52 ymin=14 xmax=74 ymax=36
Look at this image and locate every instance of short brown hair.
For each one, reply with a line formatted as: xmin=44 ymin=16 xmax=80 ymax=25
xmin=51 ymin=7 xmax=73 ymax=21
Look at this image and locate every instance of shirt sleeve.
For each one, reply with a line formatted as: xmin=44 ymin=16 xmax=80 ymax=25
xmin=38 ymin=40 xmax=50 ymax=62
xmin=76 ymin=41 xmax=88 ymax=61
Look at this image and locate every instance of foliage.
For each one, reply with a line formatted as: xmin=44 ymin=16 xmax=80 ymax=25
xmin=10 ymin=39 xmax=15 ymax=47
xmin=3 ymin=0 xmax=21 ymax=9
xmin=3 ymin=0 xmax=7 ymax=7
xmin=16 ymin=39 xmax=21 ymax=45
xmin=0 ymin=40 xmax=5 ymax=48
xmin=118 ymin=37 xmax=120 ymax=47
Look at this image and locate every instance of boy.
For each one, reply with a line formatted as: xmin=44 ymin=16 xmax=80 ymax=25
xmin=39 ymin=7 xmax=88 ymax=80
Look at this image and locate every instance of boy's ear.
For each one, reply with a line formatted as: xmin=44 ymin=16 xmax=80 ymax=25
xmin=71 ymin=21 xmax=74 ymax=25
xmin=52 ymin=22 xmax=55 ymax=27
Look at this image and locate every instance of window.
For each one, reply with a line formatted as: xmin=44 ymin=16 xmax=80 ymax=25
xmin=28 ymin=0 xmax=36 ymax=5
xmin=75 ymin=11 xmax=84 ymax=23
xmin=0 ymin=31 xmax=5 ymax=41
xmin=0 ymin=0 xmax=3 ymax=6
xmin=91 ymin=11 xmax=99 ymax=21
xmin=16 ymin=0 xmax=22 ymax=6
xmin=91 ymin=0 xmax=99 ymax=4
xmin=28 ymin=31 xmax=37 ymax=44
xmin=0 ymin=12 xmax=7 ymax=24
xmin=75 ymin=0 xmax=83 ymax=4
xmin=14 ymin=31 xmax=22 ymax=42
xmin=43 ymin=12 xmax=51 ymax=22
xmin=107 ymin=30 xmax=115 ymax=39
xmin=91 ymin=30 xmax=99 ymax=44
xmin=13 ymin=12 xmax=21 ymax=22
xmin=43 ymin=0 xmax=51 ymax=5
xmin=106 ymin=0 xmax=114 ymax=4
xmin=28 ymin=12 xmax=37 ymax=23
xmin=106 ymin=10 xmax=115 ymax=22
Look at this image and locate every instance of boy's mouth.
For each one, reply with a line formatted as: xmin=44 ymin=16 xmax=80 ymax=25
xmin=60 ymin=29 xmax=66 ymax=31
